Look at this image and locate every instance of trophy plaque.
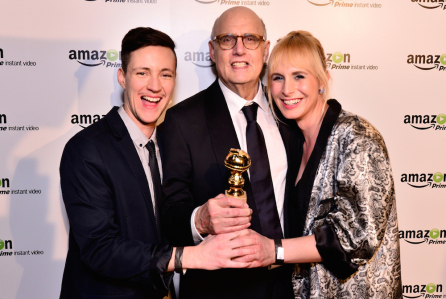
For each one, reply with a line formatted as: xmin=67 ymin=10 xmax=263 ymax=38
xmin=224 ymin=148 xmax=251 ymax=202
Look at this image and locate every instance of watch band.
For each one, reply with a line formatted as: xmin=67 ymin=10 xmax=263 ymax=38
xmin=274 ymin=239 xmax=284 ymax=265
xmin=174 ymin=247 xmax=184 ymax=274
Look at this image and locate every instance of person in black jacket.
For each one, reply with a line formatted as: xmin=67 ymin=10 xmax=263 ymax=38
xmin=59 ymin=27 xmax=257 ymax=299
xmin=162 ymin=7 xmax=300 ymax=299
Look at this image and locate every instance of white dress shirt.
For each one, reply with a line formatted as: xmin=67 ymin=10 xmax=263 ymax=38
xmin=118 ymin=106 xmax=162 ymax=209
xmin=191 ymin=80 xmax=288 ymax=243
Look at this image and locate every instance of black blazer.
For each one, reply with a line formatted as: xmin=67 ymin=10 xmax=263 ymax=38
xmin=60 ymin=107 xmax=172 ymax=299
xmin=162 ymin=80 xmax=300 ymax=299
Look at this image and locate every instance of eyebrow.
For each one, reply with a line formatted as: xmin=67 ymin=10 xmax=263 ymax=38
xmin=132 ymin=67 xmax=175 ymax=73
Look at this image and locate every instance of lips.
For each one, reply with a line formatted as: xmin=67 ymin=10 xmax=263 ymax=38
xmin=283 ymin=99 xmax=301 ymax=105
xmin=141 ymin=96 xmax=161 ymax=103
xmin=231 ymin=62 xmax=248 ymax=67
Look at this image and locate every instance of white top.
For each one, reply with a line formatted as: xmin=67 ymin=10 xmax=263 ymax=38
xmin=118 ymin=106 xmax=162 ymax=209
xmin=191 ymin=79 xmax=288 ymax=243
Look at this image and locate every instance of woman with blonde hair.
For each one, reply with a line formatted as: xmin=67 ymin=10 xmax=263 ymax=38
xmin=265 ymin=31 xmax=402 ymax=298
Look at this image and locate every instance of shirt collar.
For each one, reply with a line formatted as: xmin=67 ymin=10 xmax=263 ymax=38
xmin=118 ymin=106 xmax=157 ymax=148
xmin=218 ymin=79 xmax=270 ymax=117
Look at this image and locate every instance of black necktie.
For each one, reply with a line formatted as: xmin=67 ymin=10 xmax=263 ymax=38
xmin=242 ymin=103 xmax=283 ymax=239
xmin=146 ymin=140 xmax=162 ymax=240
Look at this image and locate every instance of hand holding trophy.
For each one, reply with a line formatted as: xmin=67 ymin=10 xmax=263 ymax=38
xmin=224 ymin=148 xmax=251 ymax=203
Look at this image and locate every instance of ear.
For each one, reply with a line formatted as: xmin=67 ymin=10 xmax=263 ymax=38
xmin=319 ymin=70 xmax=331 ymax=90
xmin=325 ymin=70 xmax=331 ymax=82
xmin=263 ymin=40 xmax=271 ymax=63
xmin=117 ymin=68 xmax=126 ymax=89
xmin=209 ymin=40 xmax=216 ymax=63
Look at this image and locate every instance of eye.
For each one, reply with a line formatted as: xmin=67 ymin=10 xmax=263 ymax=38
xmin=244 ymin=35 xmax=259 ymax=43
xmin=272 ymin=75 xmax=284 ymax=81
xmin=136 ymin=71 xmax=146 ymax=76
xmin=221 ymin=35 xmax=235 ymax=43
xmin=295 ymin=74 xmax=305 ymax=79
xmin=162 ymin=73 xmax=174 ymax=78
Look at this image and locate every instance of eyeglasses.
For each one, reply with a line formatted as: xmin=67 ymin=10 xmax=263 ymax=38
xmin=212 ymin=34 xmax=265 ymax=50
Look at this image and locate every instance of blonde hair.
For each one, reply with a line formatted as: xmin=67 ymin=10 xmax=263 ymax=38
xmin=267 ymin=31 xmax=330 ymax=118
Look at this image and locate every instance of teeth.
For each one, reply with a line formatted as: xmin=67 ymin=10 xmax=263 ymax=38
xmin=232 ymin=62 xmax=247 ymax=67
xmin=142 ymin=96 xmax=161 ymax=103
xmin=284 ymin=99 xmax=300 ymax=105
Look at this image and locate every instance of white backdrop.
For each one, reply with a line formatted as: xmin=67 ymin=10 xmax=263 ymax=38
xmin=1 ymin=0 xmax=445 ymax=298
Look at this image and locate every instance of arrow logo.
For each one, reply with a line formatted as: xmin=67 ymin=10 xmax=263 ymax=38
xmin=409 ymin=124 xmax=435 ymax=130
xmin=307 ymin=0 xmax=333 ymax=6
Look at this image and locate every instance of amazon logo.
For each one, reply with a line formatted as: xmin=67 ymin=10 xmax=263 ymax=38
xmin=407 ymin=54 xmax=446 ymax=71
xmin=68 ymin=49 xmax=122 ymax=68
xmin=184 ymin=51 xmax=215 ymax=68
xmin=400 ymin=229 xmax=446 ymax=246
xmin=404 ymin=114 xmax=446 ymax=131
xmin=400 ymin=172 xmax=446 ymax=189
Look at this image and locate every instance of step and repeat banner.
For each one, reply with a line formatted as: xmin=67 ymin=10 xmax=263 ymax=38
xmin=0 ymin=0 xmax=445 ymax=298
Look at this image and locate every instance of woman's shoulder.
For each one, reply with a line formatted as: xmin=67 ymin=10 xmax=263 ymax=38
xmin=333 ymin=109 xmax=386 ymax=148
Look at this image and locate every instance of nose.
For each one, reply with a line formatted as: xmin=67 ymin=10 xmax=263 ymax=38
xmin=147 ymin=75 xmax=161 ymax=92
xmin=233 ymin=36 xmax=246 ymax=55
xmin=282 ymin=78 xmax=294 ymax=96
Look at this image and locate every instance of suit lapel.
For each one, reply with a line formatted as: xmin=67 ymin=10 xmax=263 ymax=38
xmin=203 ymin=80 xmax=241 ymax=183
xmin=106 ymin=107 xmax=160 ymax=242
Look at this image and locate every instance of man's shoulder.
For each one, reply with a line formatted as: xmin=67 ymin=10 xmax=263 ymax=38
xmin=169 ymin=88 xmax=209 ymax=114
xmin=168 ymin=80 xmax=220 ymax=116
xmin=71 ymin=114 xmax=111 ymax=142
xmin=63 ymin=108 xmax=119 ymax=155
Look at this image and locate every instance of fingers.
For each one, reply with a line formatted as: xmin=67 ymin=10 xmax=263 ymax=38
xmin=222 ymin=260 xmax=252 ymax=269
xmin=213 ymin=195 xmax=249 ymax=209
xmin=198 ymin=195 xmax=253 ymax=235
xmin=221 ymin=229 xmax=251 ymax=241
xmin=211 ymin=223 xmax=250 ymax=235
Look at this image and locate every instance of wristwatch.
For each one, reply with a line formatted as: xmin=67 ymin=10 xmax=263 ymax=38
xmin=274 ymin=239 xmax=284 ymax=265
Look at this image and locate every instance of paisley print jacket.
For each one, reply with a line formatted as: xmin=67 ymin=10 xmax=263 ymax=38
xmin=291 ymin=100 xmax=402 ymax=299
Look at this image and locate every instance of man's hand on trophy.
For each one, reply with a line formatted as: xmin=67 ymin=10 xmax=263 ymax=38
xmin=183 ymin=229 xmax=257 ymax=270
xmin=195 ymin=194 xmax=252 ymax=235
xmin=231 ymin=230 xmax=275 ymax=268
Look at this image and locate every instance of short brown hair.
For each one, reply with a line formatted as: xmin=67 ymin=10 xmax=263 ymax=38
xmin=121 ymin=27 xmax=177 ymax=73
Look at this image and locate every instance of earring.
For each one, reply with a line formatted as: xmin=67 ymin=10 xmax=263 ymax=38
xmin=319 ymin=88 xmax=324 ymax=95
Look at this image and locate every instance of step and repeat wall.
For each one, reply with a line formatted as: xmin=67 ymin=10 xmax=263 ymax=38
xmin=1 ymin=0 xmax=445 ymax=298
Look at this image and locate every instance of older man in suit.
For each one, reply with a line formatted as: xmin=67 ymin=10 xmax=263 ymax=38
xmin=162 ymin=7 xmax=300 ymax=299
xmin=59 ymin=27 xmax=257 ymax=299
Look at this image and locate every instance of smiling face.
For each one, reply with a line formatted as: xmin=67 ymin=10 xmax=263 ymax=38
xmin=270 ymin=59 xmax=325 ymax=124
xmin=267 ymin=31 xmax=330 ymax=126
xmin=209 ymin=7 xmax=270 ymax=97
xmin=118 ymin=45 xmax=176 ymax=136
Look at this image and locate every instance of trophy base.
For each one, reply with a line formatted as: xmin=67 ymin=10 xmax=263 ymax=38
xmin=225 ymin=190 xmax=247 ymax=203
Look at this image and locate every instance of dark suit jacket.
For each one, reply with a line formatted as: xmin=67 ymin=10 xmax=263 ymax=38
xmin=162 ymin=80 xmax=301 ymax=299
xmin=60 ymin=107 xmax=172 ymax=299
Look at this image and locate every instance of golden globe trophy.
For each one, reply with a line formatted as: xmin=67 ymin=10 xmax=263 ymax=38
xmin=224 ymin=148 xmax=251 ymax=203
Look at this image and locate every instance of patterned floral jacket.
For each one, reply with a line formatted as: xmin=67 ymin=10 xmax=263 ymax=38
xmin=289 ymin=100 xmax=402 ymax=299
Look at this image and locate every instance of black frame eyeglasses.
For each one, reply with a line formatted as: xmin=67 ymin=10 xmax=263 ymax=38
xmin=212 ymin=33 xmax=266 ymax=50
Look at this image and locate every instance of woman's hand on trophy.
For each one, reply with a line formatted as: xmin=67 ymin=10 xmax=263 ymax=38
xmin=183 ymin=229 xmax=258 ymax=270
xmin=195 ymin=194 xmax=252 ymax=235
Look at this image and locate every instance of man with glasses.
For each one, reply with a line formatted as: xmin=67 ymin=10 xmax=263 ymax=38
xmin=162 ymin=7 xmax=298 ymax=299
